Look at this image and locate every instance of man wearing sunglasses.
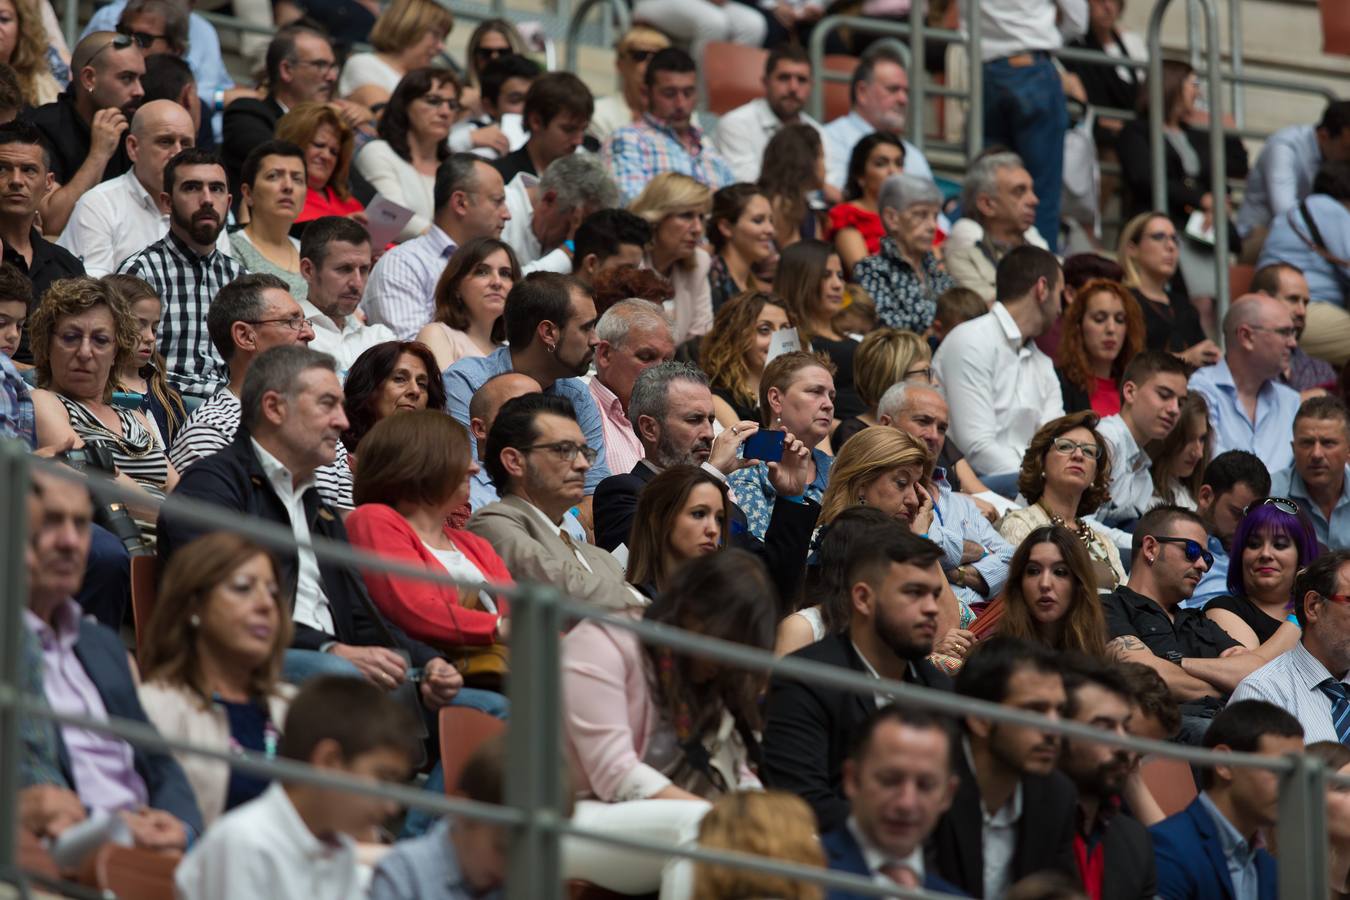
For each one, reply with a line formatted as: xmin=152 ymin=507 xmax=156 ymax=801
xmin=1104 ymin=505 xmax=1270 ymax=744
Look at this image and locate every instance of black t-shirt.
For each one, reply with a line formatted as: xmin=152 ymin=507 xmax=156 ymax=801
xmin=1130 ymin=286 xmax=1205 ymax=355
xmin=26 ymin=92 xmax=131 ymax=186
xmin=1203 ymin=593 xmax=1284 ymax=645
xmin=6 ymin=228 xmax=86 ymax=364
xmin=1104 ymin=585 xmax=1241 ymax=663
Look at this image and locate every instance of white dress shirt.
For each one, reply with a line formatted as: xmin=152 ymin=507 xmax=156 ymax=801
xmin=1096 ymin=413 xmax=1156 ymax=526
xmin=713 ymin=98 xmax=827 ymax=183
xmin=503 ymin=172 xmax=544 ymax=265
xmin=56 ymin=170 xmax=232 ymax=277
xmin=962 ymin=737 xmax=1022 ymax=900
xmin=1230 ymin=640 xmax=1349 ymax=744
xmin=298 ymin=298 xmax=396 ymax=375
xmin=932 ymin=302 xmax=1063 ymax=476
xmin=974 ymin=0 xmax=1088 ymax=61
xmin=822 ymin=111 xmax=933 ymax=192
xmin=251 ymin=439 xmax=334 ymax=634
xmin=361 ymin=225 xmax=457 ymax=340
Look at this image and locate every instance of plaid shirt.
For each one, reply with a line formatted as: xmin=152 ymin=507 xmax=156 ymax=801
xmin=119 ymin=231 xmax=245 ymax=399
xmin=603 ymin=114 xmax=735 ymax=205
xmin=0 ymin=352 xmax=35 ymax=449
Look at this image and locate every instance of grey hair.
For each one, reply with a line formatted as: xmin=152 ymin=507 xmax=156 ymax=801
xmin=240 ymin=345 xmax=337 ymax=431
xmin=877 ymin=381 xmax=944 ymax=421
xmin=122 ymin=0 xmax=189 ymax=54
xmin=540 ymin=153 xmax=620 ymax=215
xmin=595 ymin=298 xmax=670 ymax=347
xmin=878 ymin=173 xmax=943 ymax=215
xmin=959 ymin=151 xmax=1025 ymax=221
xmin=627 ymin=360 xmax=708 ymax=429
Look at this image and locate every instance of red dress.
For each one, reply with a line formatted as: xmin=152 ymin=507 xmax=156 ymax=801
xmin=827 ymin=203 xmax=885 ymax=255
xmin=1089 ymin=376 xmax=1122 ymax=418
xmin=296 ymin=184 xmax=364 ymax=225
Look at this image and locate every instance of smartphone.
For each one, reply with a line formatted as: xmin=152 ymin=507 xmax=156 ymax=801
xmin=743 ymin=429 xmax=786 ymax=463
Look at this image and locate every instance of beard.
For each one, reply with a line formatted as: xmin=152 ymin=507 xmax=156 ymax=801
xmin=873 ymin=607 xmax=933 ymax=661
xmin=653 ymin=429 xmax=708 ymax=469
xmin=172 ymin=207 xmax=223 ymax=245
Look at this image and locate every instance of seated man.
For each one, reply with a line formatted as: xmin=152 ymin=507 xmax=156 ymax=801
xmin=1150 ymin=700 xmax=1300 ymax=900
xmin=763 ymin=514 xmax=951 ymax=830
xmin=28 ymin=466 xmax=202 ymax=848
xmin=502 ymin=153 xmax=618 ymax=273
xmin=714 ymin=45 xmax=824 ymax=184
xmin=1186 ymin=451 xmax=1271 ymax=608
xmin=941 ymin=152 xmax=1047 ymax=303
xmin=175 ymin=676 xmax=423 ymax=900
xmin=1096 ymin=351 xmax=1190 ymax=527
xmin=570 ymin=208 xmax=650 ymax=289
xmin=297 ymin=216 xmax=394 ymax=373
xmin=1270 ymin=396 xmax=1350 ymax=550
xmin=492 ymin=71 xmax=593 ymax=184
xmin=1237 ymin=100 xmax=1350 ymax=247
xmin=1250 ymin=262 xmax=1337 ymax=393
xmin=586 ymin=300 xmax=674 ymax=478
xmin=822 ymin=43 xmax=933 ymax=191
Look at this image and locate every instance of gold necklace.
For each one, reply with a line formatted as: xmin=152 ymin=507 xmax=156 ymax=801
xmin=1038 ymin=502 xmax=1105 ymax=558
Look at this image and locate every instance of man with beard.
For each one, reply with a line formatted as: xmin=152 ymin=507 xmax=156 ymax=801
xmin=297 ymin=216 xmax=392 ymax=373
xmin=1058 ymin=655 xmax=1157 ymax=900
xmin=468 ymin=393 xmax=644 ymax=612
xmin=714 ymin=45 xmax=825 ymax=185
xmin=444 ymin=273 xmax=612 ymax=514
xmin=27 ymin=31 xmax=143 ymax=235
xmin=762 ymin=519 xmax=951 ymax=830
xmin=118 ymin=147 xmax=241 ymax=399
xmin=1251 ymin=262 xmax=1337 ymax=392
xmin=930 ymin=635 xmax=1077 ymax=898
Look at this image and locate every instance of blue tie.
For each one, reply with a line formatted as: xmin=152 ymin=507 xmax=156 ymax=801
xmin=1319 ymin=678 xmax=1350 ymax=744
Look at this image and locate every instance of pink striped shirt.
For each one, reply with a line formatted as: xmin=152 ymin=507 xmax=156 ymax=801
xmin=588 ymin=376 xmax=644 ymax=477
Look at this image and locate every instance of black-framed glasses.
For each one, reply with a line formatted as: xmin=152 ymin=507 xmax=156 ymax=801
xmin=521 ymin=441 xmax=598 ymax=465
xmin=1153 ymin=536 xmax=1215 ymax=568
xmin=87 ymin=33 xmax=135 ymax=65
xmin=1246 ymin=497 xmax=1300 ymax=517
xmin=1050 ymin=437 xmax=1103 ymax=460
xmin=247 ymin=315 xmax=313 ymax=333
xmin=115 ymin=24 xmax=168 ymax=48
xmin=904 ymin=366 xmax=933 ymax=383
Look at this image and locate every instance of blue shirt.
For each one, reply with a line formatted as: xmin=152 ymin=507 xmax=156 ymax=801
xmin=727 ymin=447 xmax=832 ymax=541
xmin=369 ymin=819 xmax=500 ymax=900
xmin=443 ymin=346 xmax=611 ymax=494
xmin=1257 ymin=193 xmax=1350 ymax=307
xmin=0 ymin=352 xmax=35 ymax=449
xmin=1196 ymin=791 xmax=1261 ymax=900
xmin=1183 ymin=534 xmax=1230 ymax=610
xmin=930 ymin=469 xmax=1014 ymax=613
xmin=1270 ymin=464 xmax=1350 ymax=550
xmin=1189 ymin=359 xmax=1301 ymax=474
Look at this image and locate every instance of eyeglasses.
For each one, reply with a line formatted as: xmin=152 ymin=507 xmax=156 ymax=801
xmin=54 ymin=330 xmax=115 ymax=351
xmin=1247 ymin=325 xmax=1299 ymax=339
xmin=904 ymin=366 xmax=933 ymax=383
xmin=1322 ymin=594 xmax=1350 ymax=606
xmin=1049 ymin=437 xmax=1103 ymax=460
xmin=418 ymin=94 xmax=461 ymax=111
xmin=474 ymin=46 xmax=510 ymax=61
xmin=86 ymin=33 xmax=135 ymax=66
xmin=521 ymin=441 xmax=598 ymax=464
xmin=1142 ymin=231 xmax=1179 ymax=246
xmin=1153 ymin=536 xmax=1215 ymax=568
xmin=247 ymin=315 xmax=313 ymax=332
xmin=624 ymin=49 xmax=656 ymax=63
xmin=115 ymin=24 xmax=168 ymax=48
xmin=289 ymin=57 xmax=339 ymax=76
xmin=1245 ymin=496 xmax=1300 ymax=516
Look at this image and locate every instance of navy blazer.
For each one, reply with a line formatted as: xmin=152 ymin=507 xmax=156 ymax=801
xmin=55 ymin=617 xmax=204 ymax=836
xmin=821 ymin=825 xmax=967 ymax=898
xmin=1151 ymin=796 xmax=1278 ymax=900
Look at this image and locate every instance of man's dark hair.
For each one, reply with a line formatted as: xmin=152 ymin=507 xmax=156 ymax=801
xmin=141 ymin=53 xmax=195 ymax=107
xmin=850 ymin=703 xmax=957 ymax=774
xmin=1294 ymin=549 xmax=1350 ymax=627
xmin=163 ymin=146 xmax=224 ymax=195
xmin=1199 ymin=699 xmax=1304 ymax=789
xmin=299 ymin=215 xmax=371 ymax=267
xmin=458 ymin=734 xmax=505 ymax=803
xmin=1250 ymin=261 xmax=1304 ymax=297
xmin=1294 ymin=394 xmax=1350 ymax=433
xmin=240 ymin=139 xmax=306 ymax=189
xmin=842 ymin=518 xmax=944 ymax=591
xmin=523 ymin=71 xmax=593 ymax=131
xmin=573 ymin=209 xmax=651 ymax=269
xmin=0 ymin=260 xmax=32 ymax=305
xmin=0 ymin=63 xmax=22 ymax=114
xmin=1119 ymin=661 xmax=1181 ymax=739
xmin=1319 ymin=100 xmax=1350 ymax=138
xmin=0 ymin=120 xmax=50 ymax=171
xmin=433 ymin=152 xmax=484 ymax=213
xmin=848 ymin=43 xmax=905 ymax=105
xmin=503 ymin=272 xmax=588 ymax=349
xmin=479 ymin=53 xmax=540 ymax=108
xmin=1060 ymin=652 xmax=1135 ymax=720
xmin=765 ymin=43 xmax=810 ymax=78
xmin=995 ymin=245 xmax=1061 ymax=304
xmin=265 ymin=21 xmax=331 ymax=90
xmin=955 ymin=634 xmax=1061 ymax=707
xmin=1314 ymin=160 xmax=1350 ymax=203
xmin=278 ymin=675 xmax=423 ymax=766
xmin=207 ymin=272 xmax=291 ymax=363
xmin=483 ymin=393 xmax=577 ymax=492
xmin=1131 ymin=503 xmax=1206 ymax=558
xmin=1201 ymin=450 xmax=1271 ymax=499
xmin=1120 ymin=349 xmax=1190 ymax=392
xmin=644 ymin=46 xmax=696 ymax=89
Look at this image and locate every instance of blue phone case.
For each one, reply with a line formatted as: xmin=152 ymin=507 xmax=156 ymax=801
xmin=743 ymin=429 xmax=786 ymax=463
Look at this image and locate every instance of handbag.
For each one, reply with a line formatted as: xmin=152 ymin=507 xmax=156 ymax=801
xmin=1293 ymin=200 xmax=1350 ymax=298
xmin=442 ymin=589 xmax=510 ymax=692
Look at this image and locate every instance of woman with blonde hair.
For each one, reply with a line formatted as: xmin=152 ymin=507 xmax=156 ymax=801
xmin=1117 ymin=210 xmax=1220 ymax=367
xmin=338 ymin=0 xmax=454 ymax=106
xmin=0 ymin=0 xmax=57 ymax=105
xmin=816 ymin=426 xmax=933 ymax=530
xmin=630 ymin=172 xmax=714 ymax=344
xmin=275 ymin=103 xmax=364 ymax=228
xmin=832 ymin=326 xmax=930 ymax=448
xmin=701 ymin=290 xmax=794 ymax=427
xmin=691 ymin=791 xmax=825 ymax=900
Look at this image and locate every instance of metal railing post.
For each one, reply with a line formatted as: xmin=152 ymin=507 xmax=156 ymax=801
xmin=0 ymin=441 xmax=30 ymax=884
xmin=564 ymin=0 xmax=631 ymax=78
xmin=505 ymin=584 xmax=565 ymax=900
xmin=908 ymin=0 xmax=925 ymax=153
xmin=1278 ymin=753 xmax=1328 ymax=899
xmin=63 ymin=0 xmax=78 ymax=55
xmin=1228 ymin=0 xmax=1245 ymax=129
xmin=966 ymin=0 xmax=983 ymax=154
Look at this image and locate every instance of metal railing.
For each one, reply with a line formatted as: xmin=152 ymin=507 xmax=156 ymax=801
xmin=563 ymin=0 xmax=631 ymax=83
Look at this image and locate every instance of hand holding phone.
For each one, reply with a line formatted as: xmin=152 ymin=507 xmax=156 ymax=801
xmin=742 ymin=429 xmax=786 ymax=463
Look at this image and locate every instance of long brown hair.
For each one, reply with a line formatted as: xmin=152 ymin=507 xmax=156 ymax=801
xmin=774 ymin=239 xmax=835 ymax=345
xmin=1149 ymin=392 xmax=1211 ymax=505
xmin=625 ymin=465 xmax=733 ymax=591
xmin=1056 ymin=278 xmax=1146 ymax=396
xmin=758 ymin=123 xmax=823 ymax=245
xmin=140 ymin=533 xmax=294 ymax=706
xmin=7 ymin=0 xmax=52 ymax=105
xmin=997 ymin=525 xmax=1107 ymax=657
xmin=102 ymin=274 xmax=189 ymax=439
xmin=699 ymin=290 xmax=794 ymax=410
xmin=432 ymin=237 xmax=519 ymax=342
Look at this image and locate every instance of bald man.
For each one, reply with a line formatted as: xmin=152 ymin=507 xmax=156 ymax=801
xmin=29 ymin=31 xmax=145 ymax=235
xmin=1190 ymin=294 xmax=1303 ymax=472
xmin=58 ymin=99 xmax=229 ymax=276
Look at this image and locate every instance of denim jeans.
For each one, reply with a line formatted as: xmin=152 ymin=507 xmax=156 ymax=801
xmin=982 ymin=54 xmax=1068 ymax=253
xmin=281 ymin=648 xmax=365 ymax=684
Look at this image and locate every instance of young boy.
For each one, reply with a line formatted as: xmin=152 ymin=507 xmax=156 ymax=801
xmin=930 ymin=286 xmax=986 ymax=346
xmin=0 ymin=260 xmax=33 ymax=447
xmin=175 ymin=677 xmax=423 ymax=900
xmin=0 ymin=260 xmax=32 ymax=359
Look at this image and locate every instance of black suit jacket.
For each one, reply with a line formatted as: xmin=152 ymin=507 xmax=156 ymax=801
xmin=222 ymin=96 xmax=284 ymax=205
xmin=928 ymin=750 xmax=1079 ymax=898
xmin=157 ymin=431 xmax=442 ymax=667
xmin=762 ymin=633 xmax=953 ymax=831
xmin=1100 ymin=808 xmax=1158 ymax=900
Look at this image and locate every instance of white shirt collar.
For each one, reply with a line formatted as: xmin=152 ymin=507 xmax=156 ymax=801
xmin=846 ymin=816 xmax=925 ymax=881
xmin=989 ymin=302 xmax=1025 ymax=346
xmin=122 ymin=169 xmax=160 ymax=213
xmin=520 ymin=494 xmax=568 ymax=533
xmin=961 ymin=736 xmax=1024 ymax=824
xmin=251 ymin=437 xmax=317 ymax=498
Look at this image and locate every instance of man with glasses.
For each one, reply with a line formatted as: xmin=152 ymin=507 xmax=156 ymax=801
xmin=1104 ymin=505 xmax=1267 ymax=743
xmin=468 ymin=392 xmax=643 ymax=612
xmin=1250 ymin=261 xmax=1337 ymax=393
xmin=1189 ymin=293 xmax=1302 ymax=474
xmin=118 ymin=146 xmax=241 ymax=399
xmin=1232 ymin=550 xmax=1350 ymax=743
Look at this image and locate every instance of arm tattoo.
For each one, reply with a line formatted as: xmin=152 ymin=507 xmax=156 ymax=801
xmin=1107 ymin=635 xmax=1146 ymax=658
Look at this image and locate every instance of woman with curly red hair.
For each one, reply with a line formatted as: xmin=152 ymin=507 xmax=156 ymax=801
xmin=1055 ymin=278 xmax=1146 ymax=416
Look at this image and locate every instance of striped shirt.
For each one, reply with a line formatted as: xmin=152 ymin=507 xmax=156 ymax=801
xmin=59 ymin=396 xmax=169 ymax=497
xmin=168 ymin=388 xmax=354 ymax=508
xmin=360 ymin=226 xmax=456 ymax=340
xmin=1230 ymin=640 xmax=1348 ymax=744
xmin=118 ymin=231 xmax=246 ymax=400
xmin=602 ymin=114 xmax=735 ymax=206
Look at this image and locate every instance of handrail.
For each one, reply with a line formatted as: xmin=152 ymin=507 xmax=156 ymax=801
xmin=563 ymin=0 xmax=631 ymax=80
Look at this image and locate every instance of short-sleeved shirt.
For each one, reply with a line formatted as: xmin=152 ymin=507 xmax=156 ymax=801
xmin=1204 ymin=593 xmax=1284 ymax=645
xmin=1104 ymin=585 xmax=1240 ymax=664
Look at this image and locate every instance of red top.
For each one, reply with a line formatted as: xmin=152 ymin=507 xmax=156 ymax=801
xmin=297 ymin=185 xmax=364 ymax=224
xmin=1089 ymin=376 xmax=1122 ymax=418
xmin=346 ymin=503 xmax=512 ymax=647
xmin=827 ymin=203 xmax=886 ymax=255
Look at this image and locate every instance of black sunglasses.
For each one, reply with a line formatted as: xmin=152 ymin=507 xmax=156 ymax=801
xmin=87 ymin=33 xmax=135 ymax=65
xmin=474 ymin=46 xmax=510 ymax=60
xmin=625 ymin=49 xmax=656 ymax=63
xmin=1153 ymin=536 xmax=1214 ymax=569
xmin=116 ymin=24 xmax=167 ymax=48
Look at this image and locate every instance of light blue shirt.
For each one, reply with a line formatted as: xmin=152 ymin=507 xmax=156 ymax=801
xmin=930 ymin=469 xmax=1014 ymax=610
xmin=1270 ymin=464 xmax=1350 ymax=550
xmin=1238 ymin=123 xmax=1322 ymax=238
xmin=727 ymin=448 xmax=832 ymax=541
xmin=443 ymin=346 xmax=611 ymax=495
xmin=1096 ymin=413 xmax=1155 ymax=526
xmin=1257 ymin=193 xmax=1350 ymax=307
xmin=1189 ymin=359 xmax=1301 ymax=475
xmin=822 ymin=111 xmax=933 ymax=192
xmin=1183 ymin=534 xmax=1229 ymax=609
xmin=369 ymin=818 xmax=501 ymax=900
xmin=1196 ymin=790 xmax=1261 ymax=900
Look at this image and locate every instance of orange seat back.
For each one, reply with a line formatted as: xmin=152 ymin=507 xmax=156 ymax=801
xmin=1323 ymin=0 xmax=1350 ymax=56
xmin=93 ymin=845 xmax=180 ymax=900
xmin=702 ymin=41 xmax=769 ymax=115
xmin=1140 ymin=755 xmax=1198 ymax=818
xmin=438 ymin=706 xmax=506 ymax=795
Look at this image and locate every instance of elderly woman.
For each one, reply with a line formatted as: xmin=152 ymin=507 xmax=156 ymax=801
xmin=275 ymin=103 xmax=365 ymax=228
xmin=852 ymin=174 xmax=955 ymax=333
xmin=631 ymin=173 xmax=714 ymax=344
xmin=338 ymin=0 xmax=454 ymax=107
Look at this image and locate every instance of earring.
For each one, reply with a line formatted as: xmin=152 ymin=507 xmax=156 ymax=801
xmin=189 ymin=614 xmax=201 ymax=628
xmin=857 ymin=496 xmax=866 ymax=505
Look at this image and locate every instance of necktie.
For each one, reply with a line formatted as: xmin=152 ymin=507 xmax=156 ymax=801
xmin=880 ymin=862 xmax=921 ymax=888
xmin=1319 ymin=678 xmax=1350 ymax=743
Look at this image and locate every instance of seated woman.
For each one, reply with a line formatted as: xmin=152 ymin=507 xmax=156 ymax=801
xmin=1259 ymin=160 xmax=1350 ymax=310
xmin=1055 ymin=278 xmax=1147 ymax=416
xmin=1118 ymin=210 xmax=1221 ymax=368
xmin=830 ymin=131 xmax=904 ymax=277
xmin=630 ymin=172 xmax=714 ymax=344
xmin=1148 ymin=393 xmax=1211 ymax=509
xmin=624 ymin=465 xmax=733 ymax=600
xmin=727 ymin=350 xmax=835 ymax=540
xmin=707 ymin=183 xmax=775 ymax=311
xmin=460 ymin=18 xmax=527 ymax=116
xmin=275 ymin=103 xmax=365 ymax=231
xmin=346 ymin=409 xmax=513 ymax=699
xmin=356 ymin=68 xmax=458 ymax=241
xmin=832 ymin=327 xmax=930 ymax=449
xmin=30 ymin=277 xmax=177 ymax=527
xmin=338 ymin=0 xmax=454 ymax=108
xmin=701 ymin=290 xmax=793 ymax=428
xmin=416 ymin=237 xmax=519 ymax=372
xmin=1204 ymin=497 xmax=1318 ymax=656
xmin=561 ymin=549 xmax=776 ymax=898
xmin=758 ymin=123 xmax=826 ymax=250
xmin=5 ymin=0 xmax=58 ymax=106
xmin=1037 ymin=252 xmax=1125 ymax=359
xmin=138 ymin=532 xmax=294 ymax=828
xmin=852 ymin=173 xmax=954 ymax=334
xmin=997 ymin=411 xmax=1126 ymax=590
xmin=230 ymin=140 xmax=309 ymax=301
xmin=815 ymin=426 xmax=932 ymax=533
xmin=104 ymin=274 xmax=187 ymax=449
xmin=775 ymin=239 xmax=862 ymax=421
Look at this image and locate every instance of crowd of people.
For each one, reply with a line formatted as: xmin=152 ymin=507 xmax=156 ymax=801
xmin=5 ymin=3 xmax=1350 ymax=899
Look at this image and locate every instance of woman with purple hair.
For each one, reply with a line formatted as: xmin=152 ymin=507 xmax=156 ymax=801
xmin=1204 ymin=497 xmax=1321 ymax=656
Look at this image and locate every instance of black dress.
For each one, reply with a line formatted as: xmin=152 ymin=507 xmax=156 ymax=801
xmin=1130 ymin=286 xmax=1206 ymax=355
xmin=1204 ymin=593 xmax=1285 ymax=645
xmin=712 ymin=385 xmax=761 ymax=424
xmin=811 ymin=335 xmax=864 ymax=420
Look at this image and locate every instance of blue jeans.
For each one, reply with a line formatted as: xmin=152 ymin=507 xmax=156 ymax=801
xmin=982 ymin=54 xmax=1067 ymax=253
xmin=402 ymin=688 xmax=510 ymax=838
xmin=980 ymin=471 xmax=1022 ymax=500
xmin=281 ymin=648 xmax=365 ymax=684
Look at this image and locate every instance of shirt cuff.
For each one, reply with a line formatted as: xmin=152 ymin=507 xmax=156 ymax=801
xmin=700 ymin=461 xmax=728 ymax=483
xmin=613 ymin=763 xmax=673 ymax=802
